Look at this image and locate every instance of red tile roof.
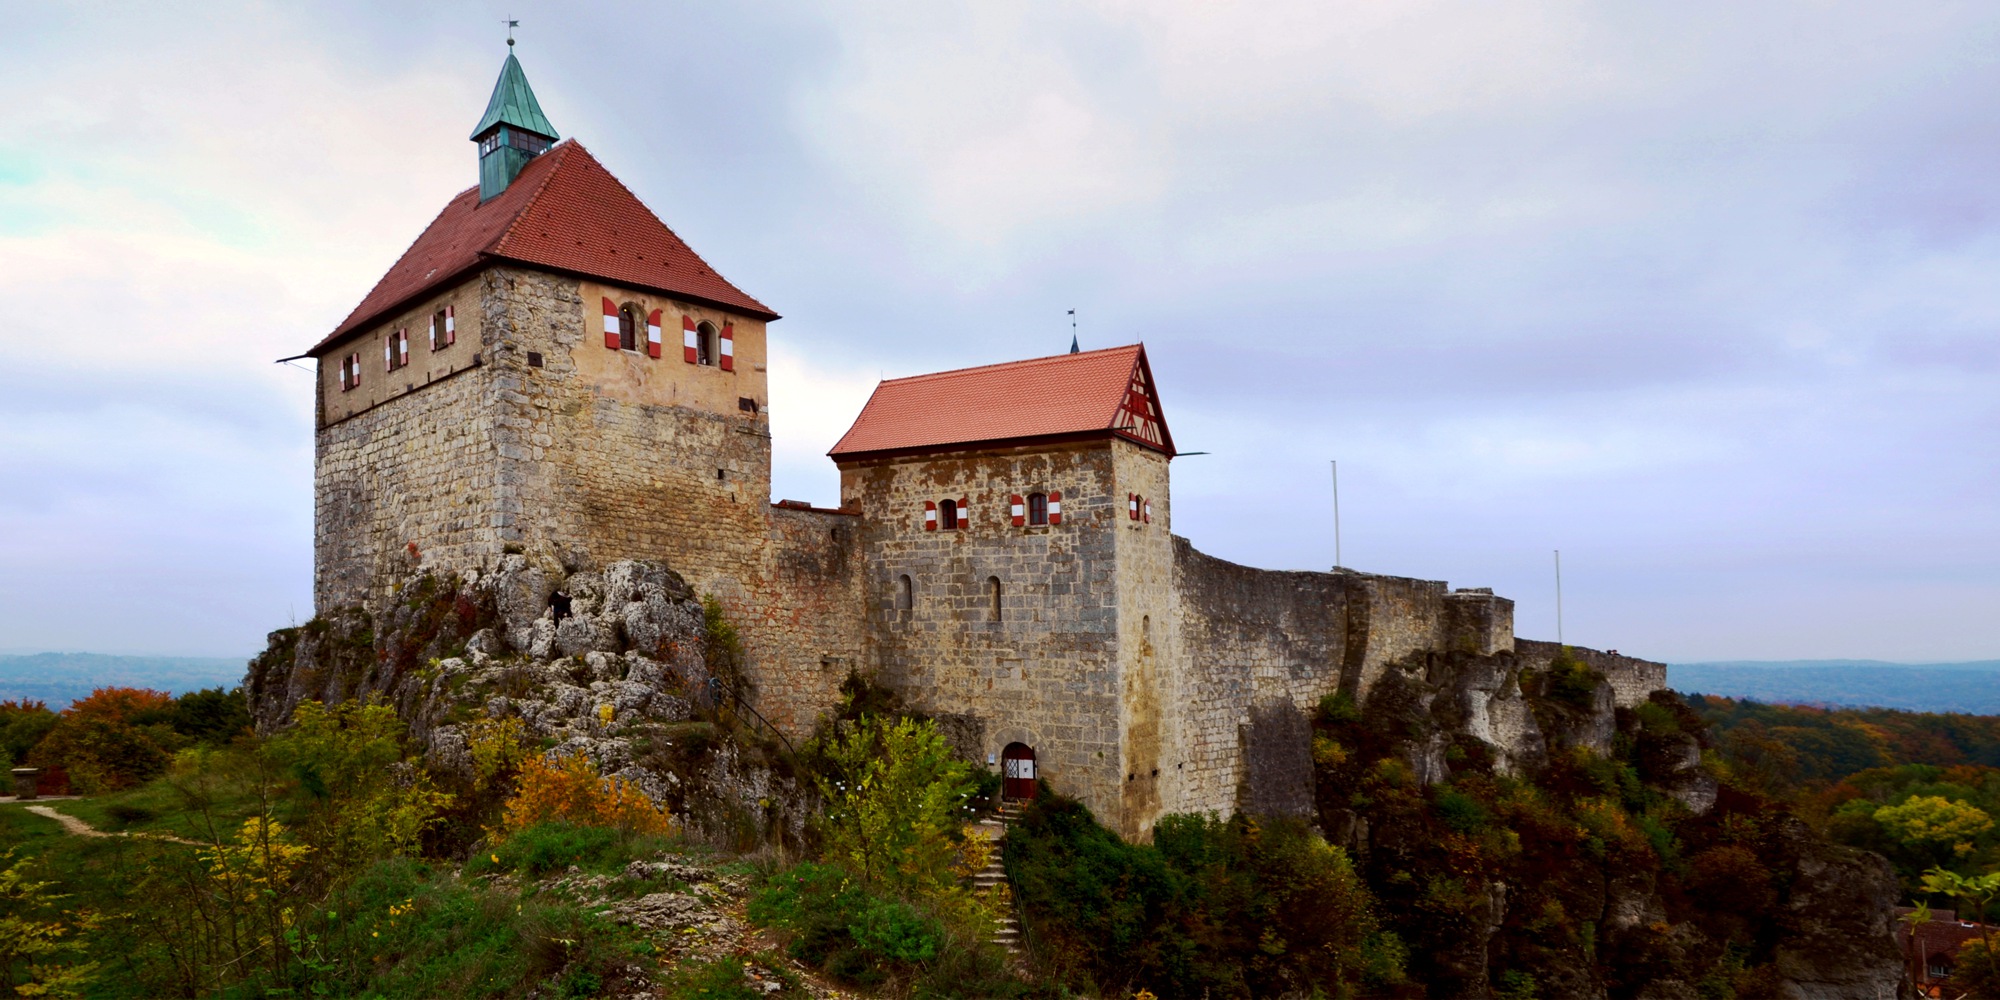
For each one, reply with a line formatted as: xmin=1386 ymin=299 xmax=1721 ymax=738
xmin=829 ymin=344 xmax=1174 ymax=460
xmin=304 ymin=140 xmax=774 ymax=356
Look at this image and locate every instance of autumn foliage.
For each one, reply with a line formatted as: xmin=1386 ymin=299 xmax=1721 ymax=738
xmin=499 ymin=753 xmax=672 ymax=840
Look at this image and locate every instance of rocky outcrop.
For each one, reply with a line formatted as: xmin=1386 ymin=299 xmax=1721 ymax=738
xmin=1336 ymin=648 xmax=1905 ymax=1000
xmin=246 ymin=557 xmax=811 ymax=848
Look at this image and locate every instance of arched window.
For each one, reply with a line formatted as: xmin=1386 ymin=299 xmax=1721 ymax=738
xmin=618 ymin=304 xmax=639 ymax=352
xmin=697 ymin=321 xmax=718 ymax=366
xmin=896 ymin=574 xmax=914 ymax=611
xmin=939 ymin=499 xmax=958 ymax=530
xmin=1027 ymin=492 xmax=1048 ymax=526
xmin=988 ymin=577 xmax=1002 ymax=621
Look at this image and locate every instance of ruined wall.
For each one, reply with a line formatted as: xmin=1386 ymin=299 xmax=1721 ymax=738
xmin=840 ymin=440 xmax=1130 ymax=825
xmin=1167 ymin=541 xmax=1518 ymax=820
xmin=747 ymin=504 xmax=867 ymax=735
xmin=1515 ymin=639 xmax=1666 ymax=710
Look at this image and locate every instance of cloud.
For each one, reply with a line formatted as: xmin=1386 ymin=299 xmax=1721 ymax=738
xmin=3 ymin=1 xmax=1998 ymax=662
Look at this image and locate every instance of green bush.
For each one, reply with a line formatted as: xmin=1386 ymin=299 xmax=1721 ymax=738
xmin=1008 ymin=797 xmax=1396 ymax=999
xmin=748 ymin=861 xmax=945 ymax=986
xmin=470 ymin=821 xmax=624 ymax=876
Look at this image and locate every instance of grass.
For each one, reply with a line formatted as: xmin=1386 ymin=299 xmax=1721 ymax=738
xmin=49 ymin=776 xmax=261 ymax=844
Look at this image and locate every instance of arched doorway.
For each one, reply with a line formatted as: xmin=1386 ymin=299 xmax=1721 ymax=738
xmin=1001 ymin=742 xmax=1037 ymax=800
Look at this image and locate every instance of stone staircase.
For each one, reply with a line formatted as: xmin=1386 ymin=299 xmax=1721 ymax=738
xmin=972 ymin=800 xmax=1027 ymax=953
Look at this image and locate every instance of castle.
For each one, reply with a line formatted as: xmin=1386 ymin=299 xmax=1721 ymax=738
xmin=294 ymin=51 xmax=1662 ymax=839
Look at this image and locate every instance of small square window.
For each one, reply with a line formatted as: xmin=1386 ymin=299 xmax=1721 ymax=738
xmin=527 ymin=352 xmax=544 ymax=368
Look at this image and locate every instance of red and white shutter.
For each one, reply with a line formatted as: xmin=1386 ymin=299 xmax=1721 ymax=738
xmin=398 ymin=329 xmax=410 ymax=367
xmin=349 ymin=354 xmax=360 ymax=387
xmin=383 ymin=337 xmax=393 ymax=371
xmin=1048 ymin=491 xmax=1062 ymax=525
xmin=444 ymin=304 xmax=456 ymax=345
xmin=602 ymin=298 xmax=620 ymax=349
xmin=428 ymin=313 xmax=440 ymax=351
xmin=923 ymin=501 xmax=938 ymax=531
xmin=958 ymin=496 xmax=970 ymax=528
xmin=1010 ymin=495 xmax=1026 ymax=527
xmin=682 ymin=316 xmax=699 ymax=364
xmin=645 ymin=309 xmax=663 ymax=358
xmin=338 ymin=356 xmax=350 ymax=391
xmin=719 ymin=323 xmax=735 ymax=371
xmin=1129 ymin=494 xmax=1140 ymax=520
xmin=1143 ymin=500 xmax=1152 ymax=523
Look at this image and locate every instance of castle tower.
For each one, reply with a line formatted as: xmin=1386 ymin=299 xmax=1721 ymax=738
xmin=828 ymin=345 xmax=1179 ymax=838
xmin=295 ymin=49 xmax=779 ymax=618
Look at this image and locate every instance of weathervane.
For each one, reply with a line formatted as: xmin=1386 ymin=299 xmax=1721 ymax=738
xmin=504 ymin=17 xmax=519 ymax=47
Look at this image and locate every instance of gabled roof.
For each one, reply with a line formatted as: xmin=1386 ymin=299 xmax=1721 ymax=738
xmin=304 ymin=140 xmax=775 ymax=356
xmin=829 ymin=344 xmax=1176 ymax=460
xmin=470 ymin=52 xmax=557 ymax=141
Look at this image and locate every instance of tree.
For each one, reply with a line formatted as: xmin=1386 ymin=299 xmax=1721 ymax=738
xmin=1878 ymin=796 xmax=1994 ymax=867
xmin=810 ymin=715 xmax=976 ymax=897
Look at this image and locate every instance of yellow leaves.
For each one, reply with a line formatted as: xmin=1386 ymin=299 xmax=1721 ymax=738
xmin=467 ymin=716 xmax=532 ymax=785
xmin=597 ymin=703 xmax=616 ymax=727
xmin=1877 ymin=796 xmax=1994 ymax=849
xmin=1311 ymin=735 xmax=1349 ymax=768
xmin=498 ymin=752 xmax=672 ymax=838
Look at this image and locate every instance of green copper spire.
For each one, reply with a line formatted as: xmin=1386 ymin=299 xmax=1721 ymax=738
xmin=472 ymin=46 xmax=558 ymax=202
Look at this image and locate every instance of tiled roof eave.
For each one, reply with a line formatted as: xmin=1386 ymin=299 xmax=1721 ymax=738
xmin=830 ymin=428 xmax=1172 ymax=464
xmin=304 ymin=257 xmax=494 ymax=358
xmin=479 ymin=252 xmax=781 ymax=322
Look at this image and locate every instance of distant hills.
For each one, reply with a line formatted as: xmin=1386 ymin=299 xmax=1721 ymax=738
xmin=0 ymin=652 xmax=247 ymax=709
xmin=1670 ymin=659 xmax=2000 ymax=715
xmin=5 ymin=651 xmax=1997 ymax=716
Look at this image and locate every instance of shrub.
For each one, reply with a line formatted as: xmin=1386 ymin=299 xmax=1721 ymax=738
xmin=0 ymin=700 xmax=55 ymax=767
xmin=169 ymin=687 xmax=251 ymax=745
xmin=748 ymin=862 xmax=943 ymax=986
xmin=809 ymin=715 xmax=976 ymax=897
xmin=499 ymin=752 xmax=671 ymax=840
xmin=473 ymin=822 xmax=624 ymax=876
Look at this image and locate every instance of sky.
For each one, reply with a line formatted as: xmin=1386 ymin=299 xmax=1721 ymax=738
xmin=1 ymin=1 xmax=1996 ymax=663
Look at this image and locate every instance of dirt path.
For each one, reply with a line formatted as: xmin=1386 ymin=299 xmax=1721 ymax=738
xmin=22 ymin=805 xmax=201 ymax=846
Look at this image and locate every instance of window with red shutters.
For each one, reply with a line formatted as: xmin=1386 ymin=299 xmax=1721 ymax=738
xmin=618 ymin=304 xmax=639 ymax=351
xmin=939 ymin=499 xmax=959 ymax=530
xmin=1028 ymin=493 xmax=1048 ymax=526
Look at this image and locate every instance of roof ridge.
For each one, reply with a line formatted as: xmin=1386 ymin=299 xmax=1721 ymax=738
xmin=881 ymin=343 xmax=1143 ymax=386
xmin=487 ymin=139 xmax=578 ymax=254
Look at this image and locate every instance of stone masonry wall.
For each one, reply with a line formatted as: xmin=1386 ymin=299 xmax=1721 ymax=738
xmin=314 ymin=355 xmax=500 ymax=612
xmin=841 ymin=440 xmax=1130 ymax=825
xmin=1515 ymin=639 xmax=1667 ymax=710
xmin=1167 ymin=541 xmax=1519 ymax=821
xmin=482 ymin=266 xmax=774 ymax=630
xmin=749 ymin=504 xmax=868 ymax=735
xmin=1111 ymin=440 xmax=1176 ymax=838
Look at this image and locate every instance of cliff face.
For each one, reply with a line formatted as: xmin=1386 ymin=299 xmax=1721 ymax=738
xmin=246 ymin=557 xmax=809 ymax=847
xmin=1316 ymin=647 xmax=1906 ymax=1000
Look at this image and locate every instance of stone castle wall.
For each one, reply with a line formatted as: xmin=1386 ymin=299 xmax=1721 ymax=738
xmin=1515 ymin=639 xmax=1666 ymax=710
xmin=1166 ymin=539 xmax=1518 ymax=820
xmin=1111 ymin=441 xmax=1176 ymax=838
xmin=840 ymin=440 xmax=1135 ymax=827
xmin=748 ymin=504 xmax=868 ymax=735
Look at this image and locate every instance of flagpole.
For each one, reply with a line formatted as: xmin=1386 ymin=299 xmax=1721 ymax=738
xmin=1555 ymin=549 xmax=1564 ymax=646
xmin=1331 ymin=460 xmax=1342 ymax=570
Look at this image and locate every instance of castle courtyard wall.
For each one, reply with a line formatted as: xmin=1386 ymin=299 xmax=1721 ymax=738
xmin=748 ymin=504 xmax=868 ymax=735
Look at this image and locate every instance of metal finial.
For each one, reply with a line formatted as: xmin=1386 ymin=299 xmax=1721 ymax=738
xmin=505 ymin=18 xmax=519 ymax=46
